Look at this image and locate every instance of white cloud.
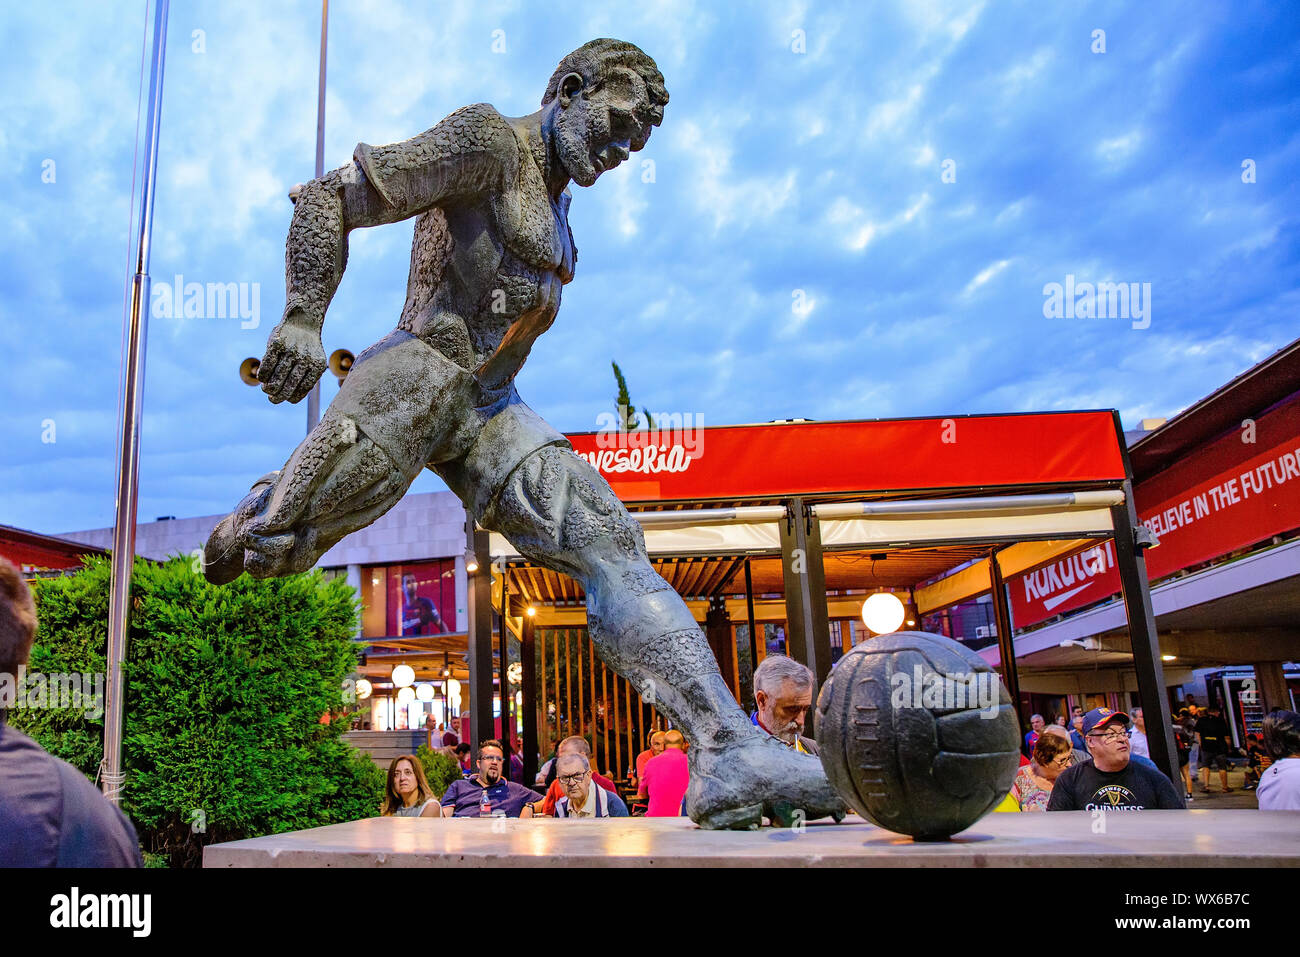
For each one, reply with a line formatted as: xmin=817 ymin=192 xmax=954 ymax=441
xmin=962 ymin=258 xmax=1012 ymax=297
xmin=865 ymin=84 xmax=924 ymax=138
xmin=1001 ymin=47 xmax=1054 ymax=93
xmin=825 ymin=193 xmax=929 ymax=252
xmin=1096 ymin=130 xmax=1143 ymax=166
xmin=671 ymin=118 xmax=798 ymax=232
xmin=994 ymin=198 xmax=1028 ymax=224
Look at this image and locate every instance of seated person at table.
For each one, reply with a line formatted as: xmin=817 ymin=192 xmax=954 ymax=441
xmin=1042 ymin=724 xmax=1089 ymax=767
xmin=751 ymin=654 xmax=819 ymax=755
xmin=0 ymin=558 xmax=143 ymax=867
xmin=643 ymin=729 xmax=690 ymax=817
xmin=1047 ymin=709 xmax=1185 ymax=812
xmin=381 ymin=754 xmax=440 ymax=817
xmin=633 ymin=730 xmax=667 ymax=806
xmin=455 ymin=742 xmax=473 ymax=774
xmin=1257 ymin=709 xmax=1300 ymax=810
xmin=535 ymin=735 xmax=618 ymax=816
xmin=441 ymin=740 xmax=536 ymax=817
xmin=553 ymin=753 xmax=629 ymax=818
xmin=1010 ymin=731 xmax=1073 ymax=811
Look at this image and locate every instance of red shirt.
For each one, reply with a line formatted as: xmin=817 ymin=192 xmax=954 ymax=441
xmin=540 ymin=771 xmax=617 ymax=816
xmin=644 ymin=748 xmax=689 ymax=817
xmin=634 ymin=749 xmax=657 ymax=798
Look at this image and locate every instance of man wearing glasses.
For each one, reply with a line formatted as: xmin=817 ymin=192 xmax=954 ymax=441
xmin=553 ymin=753 xmax=629 ymax=818
xmin=440 ymin=740 xmax=537 ymax=817
xmin=1047 ymin=709 xmax=1186 ymax=812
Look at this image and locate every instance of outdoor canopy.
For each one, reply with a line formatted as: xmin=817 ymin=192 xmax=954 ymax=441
xmin=487 ymin=409 xmax=1133 ymax=616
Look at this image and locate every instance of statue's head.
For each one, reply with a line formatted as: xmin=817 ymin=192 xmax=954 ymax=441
xmin=542 ymin=39 xmax=668 ymax=187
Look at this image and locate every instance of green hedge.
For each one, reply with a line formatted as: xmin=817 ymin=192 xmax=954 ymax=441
xmin=415 ymin=744 xmax=464 ymax=798
xmin=11 ymin=556 xmax=385 ymax=867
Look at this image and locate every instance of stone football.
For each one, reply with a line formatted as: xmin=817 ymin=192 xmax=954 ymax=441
xmin=815 ymin=631 xmax=1020 ymax=839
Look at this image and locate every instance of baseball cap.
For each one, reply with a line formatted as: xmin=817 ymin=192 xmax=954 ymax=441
xmin=1082 ymin=707 xmax=1130 ymax=736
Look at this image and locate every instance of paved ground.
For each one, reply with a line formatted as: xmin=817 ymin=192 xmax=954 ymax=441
xmin=1186 ymin=764 xmax=1261 ymax=809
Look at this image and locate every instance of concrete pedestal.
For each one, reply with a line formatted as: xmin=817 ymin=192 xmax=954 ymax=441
xmin=203 ymin=811 xmax=1300 ymax=868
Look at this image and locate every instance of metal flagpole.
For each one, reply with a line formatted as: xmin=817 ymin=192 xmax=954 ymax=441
xmin=103 ymin=0 xmax=169 ymax=805
xmin=305 ymin=0 xmax=329 ymax=433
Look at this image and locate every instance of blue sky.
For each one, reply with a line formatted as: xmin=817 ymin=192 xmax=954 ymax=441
xmin=3 ymin=0 xmax=1297 ymax=534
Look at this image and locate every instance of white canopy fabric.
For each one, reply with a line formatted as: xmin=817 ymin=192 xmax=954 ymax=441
xmin=486 ymin=491 xmax=1122 ymax=561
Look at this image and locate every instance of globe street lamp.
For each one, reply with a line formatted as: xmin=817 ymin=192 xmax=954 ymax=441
xmin=861 ymin=592 xmax=906 ymax=635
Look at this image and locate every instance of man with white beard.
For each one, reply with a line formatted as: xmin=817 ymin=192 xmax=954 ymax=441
xmin=751 ymin=655 xmax=819 ymax=756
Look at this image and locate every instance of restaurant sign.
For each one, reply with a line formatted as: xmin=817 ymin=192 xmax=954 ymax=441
xmin=565 ymin=411 xmax=1127 ymax=503
xmin=1009 ymin=398 xmax=1300 ymax=628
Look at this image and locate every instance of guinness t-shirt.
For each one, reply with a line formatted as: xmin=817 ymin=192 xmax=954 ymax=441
xmin=1046 ymin=758 xmax=1186 ymax=811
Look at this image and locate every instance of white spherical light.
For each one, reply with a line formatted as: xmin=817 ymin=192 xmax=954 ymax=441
xmin=391 ymin=664 xmax=415 ymax=688
xmin=396 ymin=686 xmax=416 ymax=705
xmin=416 ymin=682 xmax=434 ymax=702
xmin=445 ymin=677 xmax=461 ymax=697
xmin=862 ymin=593 xmax=906 ymax=635
xmin=355 ymin=679 xmax=373 ymax=700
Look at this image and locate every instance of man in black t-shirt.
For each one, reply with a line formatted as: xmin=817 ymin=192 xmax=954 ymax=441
xmin=1047 ymin=708 xmax=1186 ymax=812
xmin=1194 ymin=706 xmax=1234 ymax=793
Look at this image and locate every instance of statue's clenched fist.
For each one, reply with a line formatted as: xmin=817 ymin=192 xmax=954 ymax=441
xmin=258 ymin=308 xmax=326 ymax=404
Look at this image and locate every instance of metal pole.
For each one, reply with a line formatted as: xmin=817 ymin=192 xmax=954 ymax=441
xmin=778 ymin=497 xmax=833 ymax=737
xmin=1111 ymin=480 xmax=1180 ymax=785
xmin=521 ymin=613 xmax=538 ymax=785
xmin=103 ymin=0 xmax=169 ymax=805
xmin=498 ymin=562 xmax=510 ymax=749
xmin=987 ymin=548 xmax=1024 ymax=728
xmin=305 ymin=0 xmax=328 ymax=433
xmin=743 ymin=557 xmax=758 ymax=675
xmin=465 ymin=516 xmax=493 ymax=754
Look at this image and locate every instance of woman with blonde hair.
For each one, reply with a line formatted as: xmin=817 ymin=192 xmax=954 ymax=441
xmin=381 ymin=754 xmax=438 ymax=817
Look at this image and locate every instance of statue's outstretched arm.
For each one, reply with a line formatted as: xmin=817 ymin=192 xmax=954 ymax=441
xmin=258 ymin=104 xmax=512 ymax=404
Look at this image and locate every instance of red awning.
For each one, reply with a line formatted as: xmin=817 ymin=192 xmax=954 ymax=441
xmin=0 ymin=524 xmax=105 ymax=570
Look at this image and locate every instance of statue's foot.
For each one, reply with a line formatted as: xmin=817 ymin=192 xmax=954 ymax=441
xmin=243 ymin=529 xmax=301 ymax=578
xmin=685 ymin=734 xmax=846 ymax=830
xmin=203 ymin=513 xmax=244 ymax=585
xmin=202 ymin=472 xmax=278 ymax=584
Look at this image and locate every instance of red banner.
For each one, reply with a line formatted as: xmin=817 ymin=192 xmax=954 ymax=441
xmin=1009 ymin=397 xmax=1300 ymax=628
xmin=564 ymin=411 xmax=1126 ymax=503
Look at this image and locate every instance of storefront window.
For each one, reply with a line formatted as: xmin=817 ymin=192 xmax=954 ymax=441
xmin=359 ymin=560 xmax=456 ymax=638
xmin=765 ymin=623 xmax=787 ymax=657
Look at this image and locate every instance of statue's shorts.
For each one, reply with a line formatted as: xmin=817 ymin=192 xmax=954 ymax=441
xmin=326 ymin=328 xmax=577 ymax=528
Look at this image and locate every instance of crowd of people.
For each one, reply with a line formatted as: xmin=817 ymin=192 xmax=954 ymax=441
xmin=384 ymin=729 xmax=693 ymax=820
xmin=1012 ymin=702 xmax=1300 ymax=812
xmin=382 ymin=653 xmax=822 ymax=821
xmin=2 ymin=550 xmax=1298 ymax=866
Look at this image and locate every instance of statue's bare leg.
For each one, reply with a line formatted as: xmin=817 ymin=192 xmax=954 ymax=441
xmin=204 ymin=413 xmax=414 ymax=582
xmin=206 ymin=330 xmax=477 ymax=583
xmin=449 ymin=435 xmax=847 ymax=830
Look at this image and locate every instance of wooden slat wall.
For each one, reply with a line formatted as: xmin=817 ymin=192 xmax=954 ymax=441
xmin=536 ymin=627 xmax=666 ymax=779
